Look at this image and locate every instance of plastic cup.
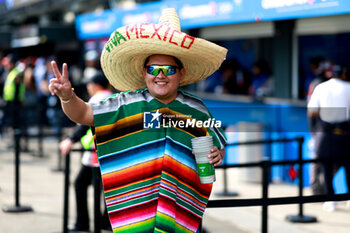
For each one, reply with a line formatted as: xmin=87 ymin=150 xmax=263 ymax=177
xmin=191 ymin=136 xmax=215 ymax=184
xmin=191 ymin=136 xmax=213 ymax=143
xmin=191 ymin=136 xmax=213 ymax=151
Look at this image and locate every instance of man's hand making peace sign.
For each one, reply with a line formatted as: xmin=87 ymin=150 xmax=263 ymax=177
xmin=49 ymin=61 xmax=94 ymax=126
xmin=48 ymin=61 xmax=74 ymax=101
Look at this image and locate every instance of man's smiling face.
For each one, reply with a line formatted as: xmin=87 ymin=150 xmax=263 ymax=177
xmin=143 ymin=54 xmax=185 ymax=104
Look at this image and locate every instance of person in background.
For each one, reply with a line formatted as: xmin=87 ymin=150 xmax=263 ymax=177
xmin=303 ymin=56 xmax=324 ymax=99
xmin=220 ymin=59 xmax=250 ymax=95
xmin=205 ymin=59 xmax=250 ymax=95
xmin=204 ymin=71 xmax=223 ymax=93
xmin=83 ymin=50 xmax=99 ymax=82
xmin=307 ymin=60 xmax=336 ymax=197
xmin=23 ymin=63 xmax=39 ymax=129
xmin=75 ymin=50 xmax=100 ymax=101
xmin=249 ymin=59 xmax=273 ymax=97
xmin=307 ymin=60 xmax=333 ymax=100
xmin=33 ymin=56 xmax=52 ymax=127
xmin=0 ymin=55 xmax=7 ymax=136
xmin=1 ymin=54 xmax=25 ymax=134
xmin=59 ymin=72 xmax=112 ymax=232
xmin=0 ymin=52 xmax=5 ymax=98
xmin=308 ymin=64 xmax=350 ymax=211
xmin=23 ymin=63 xmax=37 ymax=101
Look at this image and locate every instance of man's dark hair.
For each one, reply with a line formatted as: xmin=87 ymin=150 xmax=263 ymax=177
xmin=143 ymin=55 xmax=183 ymax=69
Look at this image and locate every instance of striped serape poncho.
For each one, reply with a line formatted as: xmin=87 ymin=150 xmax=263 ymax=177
xmin=91 ymin=89 xmax=226 ymax=233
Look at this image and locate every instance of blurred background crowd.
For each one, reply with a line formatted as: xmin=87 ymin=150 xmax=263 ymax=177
xmin=0 ymin=51 xmax=109 ymax=136
xmin=1 ymin=45 xmax=349 ymax=137
xmin=0 ymin=49 xmax=278 ymax=132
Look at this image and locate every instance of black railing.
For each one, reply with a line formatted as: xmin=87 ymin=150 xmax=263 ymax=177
xmin=2 ymin=128 xmax=33 ymax=213
xmin=201 ymin=136 xmax=350 ymax=233
xmin=23 ymin=104 xmax=65 ymax=167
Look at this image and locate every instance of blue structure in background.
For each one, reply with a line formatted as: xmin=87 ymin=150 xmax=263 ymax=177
xmin=75 ymin=0 xmax=350 ymax=40
xmin=202 ymin=98 xmax=348 ymax=194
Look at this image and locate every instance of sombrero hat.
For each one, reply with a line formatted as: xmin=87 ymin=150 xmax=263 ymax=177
xmin=100 ymin=8 xmax=228 ymax=91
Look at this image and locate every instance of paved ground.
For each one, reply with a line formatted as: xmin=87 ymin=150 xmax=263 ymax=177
xmin=0 ymin=132 xmax=349 ymax=233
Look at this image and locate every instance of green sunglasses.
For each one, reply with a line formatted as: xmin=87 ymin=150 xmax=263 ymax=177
xmin=146 ymin=65 xmax=179 ymax=76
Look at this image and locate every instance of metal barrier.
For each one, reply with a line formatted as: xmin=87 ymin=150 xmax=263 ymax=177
xmin=20 ymin=104 xmax=65 ymax=171
xmin=63 ymin=148 xmax=104 ymax=233
xmin=215 ymin=151 xmax=239 ymax=197
xmin=2 ymin=118 xmax=64 ymax=215
xmin=2 ymin=89 xmax=34 ymax=213
xmin=2 ymin=128 xmax=33 ymax=213
xmin=63 ymin=151 xmax=70 ymax=233
xmin=200 ymin=136 xmax=350 ymax=233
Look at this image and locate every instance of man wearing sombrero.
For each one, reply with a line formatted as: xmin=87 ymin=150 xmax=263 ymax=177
xmin=49 ymin=8 xmax=227 ymax=233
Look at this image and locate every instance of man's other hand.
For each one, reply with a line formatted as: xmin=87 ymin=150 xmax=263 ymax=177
xmin=208 ymin=146 xmax=225 ymax=167
xmin=59 ymin=138 xmax=73 ymax=156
